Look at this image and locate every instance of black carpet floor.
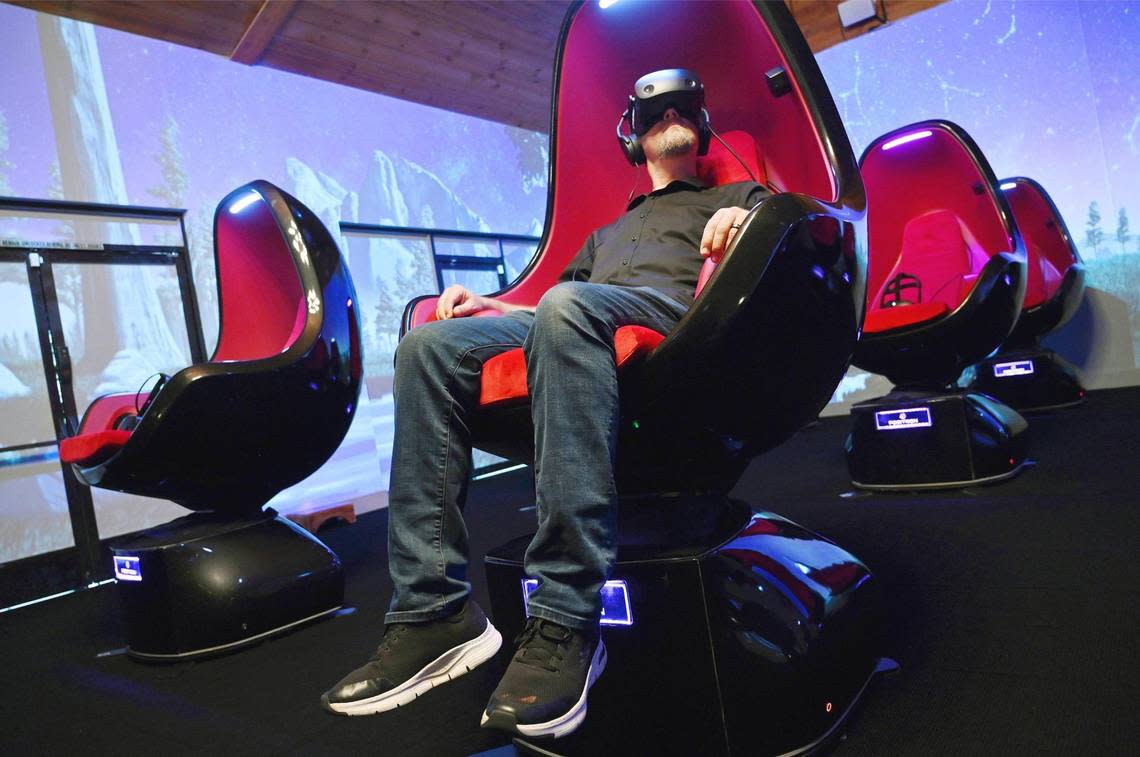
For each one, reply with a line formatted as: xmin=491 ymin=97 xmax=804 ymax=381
xmin=4 ymin=387 xmax=1139 ymax=756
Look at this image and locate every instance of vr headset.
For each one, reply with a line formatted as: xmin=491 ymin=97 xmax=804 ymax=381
xmin=616 ymin=68 xmax=712 ymax=166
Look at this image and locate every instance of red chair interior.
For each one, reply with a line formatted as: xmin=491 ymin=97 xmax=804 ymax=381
xmin=213 ymin=191 xmax=307 ymax=362
xmin=408 ymin=0 xmax=836 ymax=328
xmin=861 ymin=125 xmax=1015 ymax=334
xmin=1003 ymin=180 xmax=1075 ymax=310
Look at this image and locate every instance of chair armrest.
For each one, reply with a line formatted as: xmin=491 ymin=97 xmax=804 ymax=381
xmin=60 ymin=430 xmax=132 ymax=466
xmin=863 ymin=302 xmax=950 ymax=334
xmin=401 ymin=289 xmax=541 ymax=336
xmin=76 ymin=392 xmax=148 ymax=434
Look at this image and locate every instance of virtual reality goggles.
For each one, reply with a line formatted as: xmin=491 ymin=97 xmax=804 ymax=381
xmin=617 ymin=68 xmax=711 ymax=165
xmin=628 ymin=68 xmax=706 ymax=136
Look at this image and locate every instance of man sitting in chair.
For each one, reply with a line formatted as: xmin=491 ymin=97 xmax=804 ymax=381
xmin=322 ymin=69 xmax=767 ymax=738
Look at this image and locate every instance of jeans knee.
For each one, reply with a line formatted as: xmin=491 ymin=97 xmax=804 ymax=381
xmin=534 ymin=282 xmax=595 ymax=327
xmin=394 ymin=322 xmax=447 ymax=376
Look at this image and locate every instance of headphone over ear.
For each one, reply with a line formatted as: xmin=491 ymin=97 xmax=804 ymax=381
xmin=616 ymin=69 xmax=712 ymax=167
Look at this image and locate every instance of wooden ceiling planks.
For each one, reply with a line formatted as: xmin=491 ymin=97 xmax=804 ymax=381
xmin=9 ymin=0 xmax=944 ymax=132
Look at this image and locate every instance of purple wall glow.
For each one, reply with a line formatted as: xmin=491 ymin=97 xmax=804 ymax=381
xmin=817 ymin=0 xmax=1140 ymax=404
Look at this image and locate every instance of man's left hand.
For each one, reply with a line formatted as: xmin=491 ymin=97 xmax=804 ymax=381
xmin=700 ymin=206 xmax=751 ymax=262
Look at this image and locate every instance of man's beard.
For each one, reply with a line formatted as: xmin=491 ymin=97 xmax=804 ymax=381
xmin=652 ymin=125 xmax=697 ymax=159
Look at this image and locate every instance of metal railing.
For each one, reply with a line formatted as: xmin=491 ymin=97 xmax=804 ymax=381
xmin=339 ymin=221 xmax=540 ymax=292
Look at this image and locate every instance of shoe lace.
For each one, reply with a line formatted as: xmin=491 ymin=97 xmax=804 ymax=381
xmin=513 ymin=619 xmax=573 ymax=673
xmin=371 ymin=623 xmax=409 ymax=660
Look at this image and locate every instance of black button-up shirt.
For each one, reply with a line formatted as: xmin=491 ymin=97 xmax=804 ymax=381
xmin=559 ymin=178 xmax=768 ymax=305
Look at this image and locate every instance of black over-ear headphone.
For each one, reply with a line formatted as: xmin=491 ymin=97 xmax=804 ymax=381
xmin=616 ymin=68 xmax=711 ymax=166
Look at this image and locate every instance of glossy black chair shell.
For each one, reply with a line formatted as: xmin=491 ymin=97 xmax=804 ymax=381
xmin=72 ymin=181 xmax=363 ymax=512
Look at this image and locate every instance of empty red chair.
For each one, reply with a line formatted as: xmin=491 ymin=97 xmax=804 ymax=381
xmin=968 ymin=176 xmax=1086 ymax=410
xmin=846 ymin=120 xmax=1029 ymax=490
xmin=61 ymin=181 xmax=362 ymax=659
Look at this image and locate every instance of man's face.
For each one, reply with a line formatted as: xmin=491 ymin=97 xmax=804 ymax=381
xmin=641 ymin=107 xmax=699 ymax=162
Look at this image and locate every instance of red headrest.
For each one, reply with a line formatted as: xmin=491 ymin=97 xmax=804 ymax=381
xmin=697 ymin=130 xmax=766 ymax=187
xmin=901 ymin=210 xmax=971 ymax=271
xmin=893 ymin=210 xmax=972 ymax=304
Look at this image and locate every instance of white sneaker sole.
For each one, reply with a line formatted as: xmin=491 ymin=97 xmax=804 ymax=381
xmin=480 ymin=639 xmax=607 ymax=739
xmin=326 ymin=621 xmax=502 ymax=716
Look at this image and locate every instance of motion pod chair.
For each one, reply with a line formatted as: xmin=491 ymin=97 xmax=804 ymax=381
xmin=848 ymin=121 xmax=1028 ymax=490
xmin=967 ymin=177 xmax=1086 ymax=410
xmin=400 ymin=2 xmax=888 ymax=753
xmin=60 ymin=181 xmax=362 ymax=659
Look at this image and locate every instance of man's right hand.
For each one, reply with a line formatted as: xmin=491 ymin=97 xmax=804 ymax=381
xmin=436 ymin=285 xmax=536 ymax=320
xmin=436 ymin=284 xmax=489 ymax=319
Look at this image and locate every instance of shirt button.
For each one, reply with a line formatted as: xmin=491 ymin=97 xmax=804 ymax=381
xmin=621 ymin=258 xmax=630 ymax=265
xmin=631 ymin=237 xmax=637 ymax=242
xmin=639 ymin=213 xmax=645 ymax=219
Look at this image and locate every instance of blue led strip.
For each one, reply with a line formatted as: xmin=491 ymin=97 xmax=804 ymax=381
xmin=874 ymin=406 xmax=933 ymax=431
xmin=522 ymin=578 xmax=633 ymax=626
xmin=993 ymin=359 xmax=1035 ymax=377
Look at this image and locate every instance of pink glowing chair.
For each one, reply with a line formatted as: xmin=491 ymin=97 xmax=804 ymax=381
xmin=968 ymin=176 xmax=1086 ymax=410
xmin=847 ymin=120 xmax=1029 ymax=490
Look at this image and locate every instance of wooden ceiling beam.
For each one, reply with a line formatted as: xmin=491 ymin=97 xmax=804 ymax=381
xmin=10 ymin=0 xmax=260 ymax=56
xmin=230 ymin=0 xmax=298 ymax=65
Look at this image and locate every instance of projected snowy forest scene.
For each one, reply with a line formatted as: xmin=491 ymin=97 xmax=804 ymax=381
xmin=0 ymin=5 xmax=545 ymax=561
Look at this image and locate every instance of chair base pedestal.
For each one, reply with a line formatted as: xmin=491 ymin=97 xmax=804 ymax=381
xmin=485 ymin=496 xmax=887 ymax=756
xmin=968 ymin=348 xmax=1085 ymax=412
xmin=847 ymin=389 xmax=1028 ymax=491
xmin=110 ymin=509 xmax=343 ymax=660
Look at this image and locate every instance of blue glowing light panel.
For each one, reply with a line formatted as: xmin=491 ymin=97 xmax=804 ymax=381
xmin=874 ymin=407 xmax=933 ymax=431
xmin=522 ymin=578 xmax=633 ymax=626
xmin=113 ymin=555 xmax=142 ymax=582
xmin=993 ymin=360 xmax=1035 ymax=378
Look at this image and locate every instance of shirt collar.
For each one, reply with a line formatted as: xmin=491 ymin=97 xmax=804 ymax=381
xmin=626 ymin=177 xmax=709 ymax=210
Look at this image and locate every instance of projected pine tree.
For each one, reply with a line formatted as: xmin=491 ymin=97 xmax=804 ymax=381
xmin=1086 ymin=202 xmax=1104 ymax=256
xmin=147 ymin=116 xmax=188 ymax=209
xmin=508 ymin=126 xmax=549 ymax=197
xmin=1117 ymin=207 xmax=1130 ymax=254
xmin=37 ymin=15 xmax=188 ymax=401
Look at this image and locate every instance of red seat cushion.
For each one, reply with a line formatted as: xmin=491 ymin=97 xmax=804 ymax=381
xmin=863 ymin=301 xmax=950 ymax=334
xmin=480 ymin=325 xmax=666 ymax=407
xmin=59 ymin=430 xmax=132 ymax=467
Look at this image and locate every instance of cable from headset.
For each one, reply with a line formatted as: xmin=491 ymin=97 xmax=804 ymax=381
xmin=707 ymin=124 xmax=780 ymax=195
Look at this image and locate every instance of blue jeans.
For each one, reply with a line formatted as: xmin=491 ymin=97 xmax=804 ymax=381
xmin=385 ymin=282 xmax=688 ymax=631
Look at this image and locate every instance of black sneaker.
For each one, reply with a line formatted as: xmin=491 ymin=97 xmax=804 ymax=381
xmin=480 ymin=617 xmax=607 ymax=738
xmin=321 ymin=600 xmax=502 ymax=716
